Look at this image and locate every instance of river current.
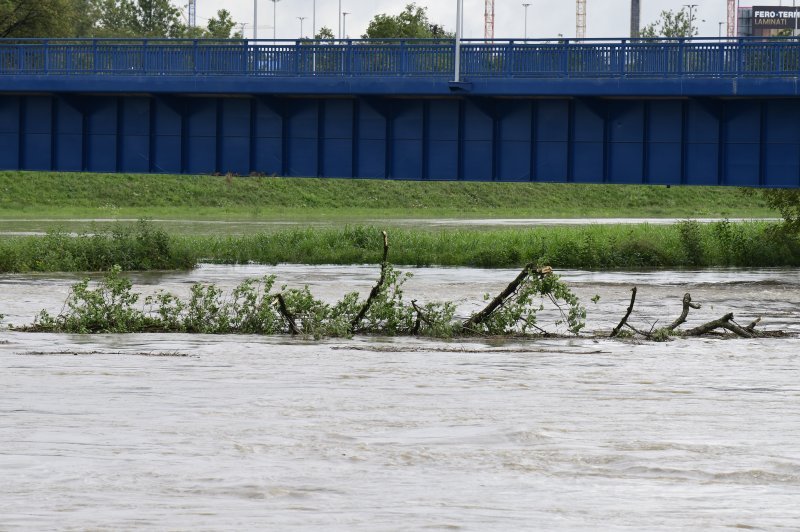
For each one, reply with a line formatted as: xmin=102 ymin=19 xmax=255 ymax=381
xmin=2 ymin=265 xmax=799 ymax=530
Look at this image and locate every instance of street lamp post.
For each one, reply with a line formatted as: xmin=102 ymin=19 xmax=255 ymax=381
xmin=298 ymin=16 xmax=306 ymax=38
xmin=253 ymin=0 xmax=258 ymax=40
xmin=342 ymin=12 xmax=350 ymax=39
xmin=339 ymin=0 xmax=342 ymax=39
xmin=683 ymin=4 xmax=698 ymax=36
xmin=719 ymin=21 xmax=724 ymax=38
xmin=454 ymin=0 xmax=463 ymax=82
xmin=795 ymin=0 xmax=798 ymax=36
xmin=271 ymin=0 xmax=282 ymax=40
xmin=523 ymin=3 xmax=531 ymax=39
xmin=312 ymin=0 xmax=316 ymax=39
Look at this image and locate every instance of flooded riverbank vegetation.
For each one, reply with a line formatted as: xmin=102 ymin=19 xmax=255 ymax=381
xmin=17 ymin=260 xmax=585 ymax=338
xmin=2 ymin=219 xmax=800 ymax=272
xmin=12 ymin=233 xmax=779 ymax=340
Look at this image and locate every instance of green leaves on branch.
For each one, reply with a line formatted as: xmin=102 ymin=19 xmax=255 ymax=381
xmin=23 ymin=258 xmax=585 ymax=339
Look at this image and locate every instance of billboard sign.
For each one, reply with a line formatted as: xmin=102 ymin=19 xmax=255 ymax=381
xmin=752 ymin=6 xmax=800 ymax=29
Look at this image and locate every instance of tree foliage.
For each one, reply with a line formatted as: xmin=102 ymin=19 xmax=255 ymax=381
xmin=0 ymin=0 xmax=241 ymax=38
xmin=641 ymin=8 xmax=698 ymax=38
xmin=0 ymin=0 xmax=81 ymax=38
xmin=362 ymin=3 xmax=452 ymax=39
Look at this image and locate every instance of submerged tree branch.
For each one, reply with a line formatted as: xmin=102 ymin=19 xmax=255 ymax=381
xmin=462 ymin=264 xmax=552 ymax=330
xmin=350 ymin=231 xmax=390 ymax=333
xmin=274 ymin=294 xmax=301 ymax=335
xmin=610 ymin=287 xmax=637 ymax=338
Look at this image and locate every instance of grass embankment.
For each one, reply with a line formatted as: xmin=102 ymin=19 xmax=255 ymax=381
xmin=1 ymin=221 xmax=798 ymax=272
xmin=0 ymin=171 xmax=773 ymax=221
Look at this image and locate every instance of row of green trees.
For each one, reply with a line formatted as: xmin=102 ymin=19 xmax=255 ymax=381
xmin=1 ymin=1 xmax=450 ymax=40
xmin=0 ymin=0 xmax=240 ymax=39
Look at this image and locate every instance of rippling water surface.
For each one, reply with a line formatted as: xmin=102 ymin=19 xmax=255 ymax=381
xmin=2 ymin=265 xmax=800 ymax=530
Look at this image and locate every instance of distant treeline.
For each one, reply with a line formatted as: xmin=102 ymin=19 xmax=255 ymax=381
xmin=1 ymin=0 xmax=240 ymax=39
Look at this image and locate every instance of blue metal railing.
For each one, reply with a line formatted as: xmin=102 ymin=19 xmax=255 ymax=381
xmin=1 ymin=37 xmax=799 ymax=78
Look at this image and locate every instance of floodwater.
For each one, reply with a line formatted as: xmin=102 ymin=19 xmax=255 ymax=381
xmin=2 ymin=265 xmax=800 ymax=530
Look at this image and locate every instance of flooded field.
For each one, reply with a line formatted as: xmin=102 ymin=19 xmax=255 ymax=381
xmin=2 ymin=265 xmax=800 ymax=530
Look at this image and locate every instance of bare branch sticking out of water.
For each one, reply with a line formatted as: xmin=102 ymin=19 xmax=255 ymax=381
xmin=351 ymin=231 xmax=390 ymax=333
xmin=610 ymin=287 xmax=637 ymax=338
xmin=612 ymin=290 xmax=773 ymax=341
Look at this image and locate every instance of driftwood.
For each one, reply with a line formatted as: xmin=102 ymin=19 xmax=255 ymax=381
xmin=411 ymin=300 xmax=434 ymax=335
xmin=462 ymin=264 xmax=553 ymax=331
xmin=274 ymin=294 xmax=301 ymax=335
xmin=612 ymin=288 xmax=765 ymax=340
xmin=350 ymin=231 xmax=390 ymax=333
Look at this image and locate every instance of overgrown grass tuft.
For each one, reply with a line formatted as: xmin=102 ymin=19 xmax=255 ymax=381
xmin=0 ymin=221 xmax=196 ymax=272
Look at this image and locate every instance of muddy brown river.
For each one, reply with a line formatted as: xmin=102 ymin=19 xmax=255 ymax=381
xmin=2 ymin=265 xmax=799 ymax=530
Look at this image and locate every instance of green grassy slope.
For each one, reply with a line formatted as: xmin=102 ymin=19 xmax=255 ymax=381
xmin=0 ymin=171 xmax=772 ymax=220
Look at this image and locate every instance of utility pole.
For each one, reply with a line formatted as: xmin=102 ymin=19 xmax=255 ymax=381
xmin=271 ymin=0 xmax=282 ymax=40
xmin=454 ymin=0 xmax=463 ymax=82
xmin=188 ymin=0 xmax=196 ymax=28
xmin=522 ymin=3 xmax=531 ymax=39
xmin=683 ymin=4 xmax=698 ymax=36
xmin=576 ymin=0 xmax=586 ymax=39
xmin=631 ymin=0 xmax=641 ymax=38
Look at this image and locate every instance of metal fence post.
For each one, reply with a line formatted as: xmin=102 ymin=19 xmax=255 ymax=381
xmin=506 ymin=40 xmax=514 ymax=76
xmin=43 ymin=40 xmax=49 ymax=74
xmin=561 ymin=38 xmax=569 ymax=77
xmin=678 ymin=38 xmax=685 ymax=76
xmin=620 ymin=39 xmax=627 ymax=77
xmin=93 ymin=39 xmax=98 ymax=74
xmin=142 ymin=39 xmax=148 ymax=74
xmin=737 ymin=38 xmax=744 ymax=77
xmin=400 ymin=40 xmax=406 ymax=76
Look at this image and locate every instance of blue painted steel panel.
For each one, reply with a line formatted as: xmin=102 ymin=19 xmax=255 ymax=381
xmin=82 ymin=97 xmax=117 ymax=172
xmin=287 ymin=100 xmax=319 ymax=177
xmin=322 ymin=100 xmax=353 ymax=178
xmin=463 ymin=141 xmax=494 ymax=181
xmin=609 ymin=144 xmax=644 ymax=184
xmin=392 ymin=140 xmax=423 ymax=179
xmin=151 ymin=98 xmax=182 ymax=173
xmin=686 ymin=144 xmax=719 ymax=185
xmin=764 ymin=143 xmax=800 ymax=188
xmin=537 ymin=143 xmax=569 ymax=182
xmin=647 ymin=143 xmax=683 ymax=185
xmin=573 ymin=143 xmax=604 ymax=183
xmin=0 ymin=96 xmax=19 ymax=169
xmin=428 ymin=141 xmax=458 ymax=180
xmin=184 ymin=98 xmax=217 ymax=174
xmin=726 ymin=144 xmax=761 ymax=186
xmin=219 ymin=98 xmax=250 ymax=175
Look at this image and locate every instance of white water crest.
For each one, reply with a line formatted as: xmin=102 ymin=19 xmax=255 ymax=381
xmin=2 ymin=265 xmax=800 ymax=530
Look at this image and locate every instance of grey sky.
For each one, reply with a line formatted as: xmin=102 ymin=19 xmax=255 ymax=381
xmin=189 ymin=1 xmax=771 ymax=40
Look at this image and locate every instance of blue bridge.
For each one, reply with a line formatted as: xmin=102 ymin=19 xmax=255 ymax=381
xmin=2 ymin=37 xmax=800 ymax=187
